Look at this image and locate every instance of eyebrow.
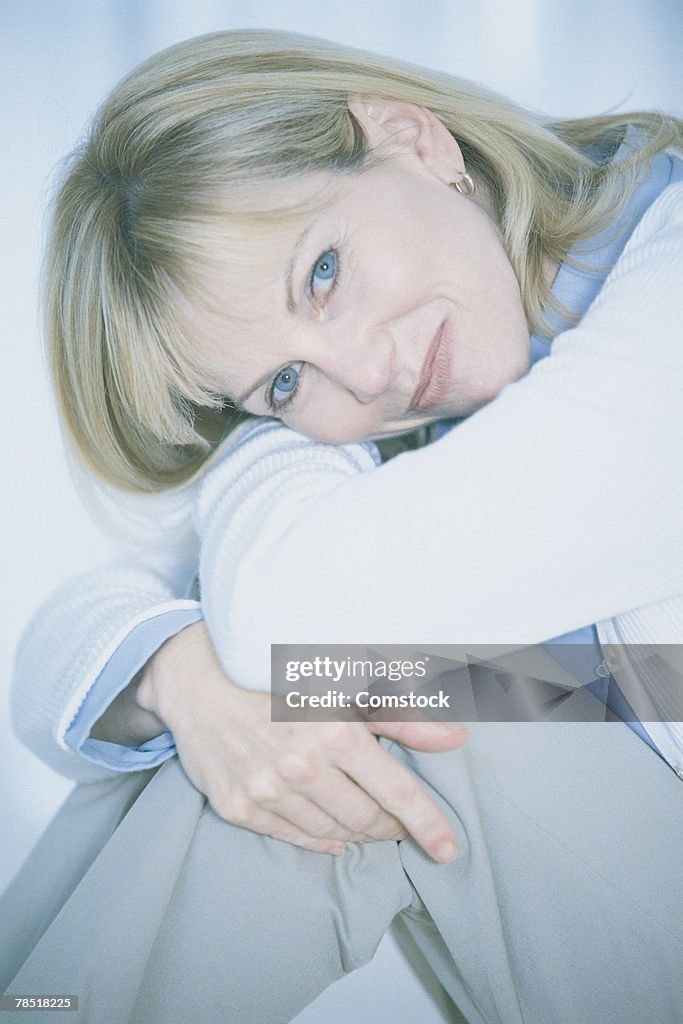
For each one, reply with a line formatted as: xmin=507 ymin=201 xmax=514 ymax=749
xmin=231 ymin=219 xmax=317 ymax=408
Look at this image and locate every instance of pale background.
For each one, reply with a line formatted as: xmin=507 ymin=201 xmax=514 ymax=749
xmin=1 ymin=0 xmax=681 ymax=1017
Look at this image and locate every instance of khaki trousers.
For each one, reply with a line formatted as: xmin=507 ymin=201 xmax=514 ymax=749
xmin=2 ymin=721 xmax=682 ymax=1023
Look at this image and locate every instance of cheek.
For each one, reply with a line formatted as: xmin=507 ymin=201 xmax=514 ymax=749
xmin=286 ymin=392 xmax=377 ymax=445
xmin=354 ymin=215 xmax=437 ymax=304
xmin=457 ymin=328 xmax=530 ymax=414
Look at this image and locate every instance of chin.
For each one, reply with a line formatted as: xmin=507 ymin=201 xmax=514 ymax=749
xmin=475 ymin=360 xmax=528 ymax=407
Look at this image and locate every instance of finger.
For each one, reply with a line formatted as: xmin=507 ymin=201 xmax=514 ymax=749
xmin=305 ymin=768 xmax=408 ymax=841
xmin=269 ymin=733 xmax=405 ymax=841
xmin=265 ymin=790 xmax=373 ymax=844
xmin=342 ymin=743 xmax=459 ymax=863
xmin=216 ymin=799 xmax=348 ymax=856
xmin=366 ymin=719 xmax=468 ymax=752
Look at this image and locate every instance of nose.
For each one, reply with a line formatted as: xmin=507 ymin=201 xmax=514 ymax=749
xmin=312 ymin=325 xmax=397 ymax=404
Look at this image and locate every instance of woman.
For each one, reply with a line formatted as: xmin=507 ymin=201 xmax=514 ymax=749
xmin=3 ymin=27 xmax=683 ymax=1024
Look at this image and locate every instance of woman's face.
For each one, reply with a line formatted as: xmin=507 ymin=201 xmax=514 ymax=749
xmin=191 ymin=99 xmax=532 ymax=444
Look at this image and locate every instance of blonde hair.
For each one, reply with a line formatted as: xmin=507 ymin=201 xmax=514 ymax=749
xmin=45 ymin=28 xmax=682 ymax=493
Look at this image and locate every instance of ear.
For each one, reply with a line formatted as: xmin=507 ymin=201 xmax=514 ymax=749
xmin=347 ymin=94 xmax=465 ymax=184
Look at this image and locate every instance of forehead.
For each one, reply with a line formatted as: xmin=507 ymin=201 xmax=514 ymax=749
xmin=184 ymin=171 xmax=349 ymax=316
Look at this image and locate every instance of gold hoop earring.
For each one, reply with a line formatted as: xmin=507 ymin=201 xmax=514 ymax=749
xmin=452 ymin=171 xmax=476 ymax=196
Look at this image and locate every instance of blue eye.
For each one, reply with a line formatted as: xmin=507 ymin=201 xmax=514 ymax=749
xmin=269 ymin=361 xmax=303 ymax=409
xmin=310 ymin=249 xmax=338 ymax=297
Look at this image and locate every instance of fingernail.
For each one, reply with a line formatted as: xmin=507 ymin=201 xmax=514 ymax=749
xmin=433 ymin=723 xmax=467 ymax=736
xmin=436 ymin=840 xmax=458 ymax=862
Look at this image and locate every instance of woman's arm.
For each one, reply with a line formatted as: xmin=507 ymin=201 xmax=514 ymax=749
xmin=134 ymin=619 xmax=465 ymax=859
xmin=11 ymin=479 xmax=465 ymax=860
xmin=195 ymin=185 xmax=683 ymax=687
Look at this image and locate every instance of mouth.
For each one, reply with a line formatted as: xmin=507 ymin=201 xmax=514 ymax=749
xmin=408 ymin=319 xmax=453 ymax=413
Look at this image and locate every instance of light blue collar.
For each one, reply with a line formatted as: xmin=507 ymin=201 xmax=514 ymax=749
xmin=530 ymin=126 xmax=682 ymax=366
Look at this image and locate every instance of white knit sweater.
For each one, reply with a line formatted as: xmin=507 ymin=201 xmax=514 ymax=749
xmin=12 ymin=183 xmax=683 ymax=781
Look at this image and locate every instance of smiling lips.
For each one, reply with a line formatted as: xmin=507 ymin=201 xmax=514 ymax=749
xmin=409 ymin=320 xmax=453 ymax=413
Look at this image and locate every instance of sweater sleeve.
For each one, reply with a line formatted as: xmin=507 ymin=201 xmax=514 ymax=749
xmin=11 ymin=549 xmax=200 ymax=783
xmin=63 ymin=605 xmax=202 ymax=772
xmin=194 ymin=184 xmax=683 ymax=690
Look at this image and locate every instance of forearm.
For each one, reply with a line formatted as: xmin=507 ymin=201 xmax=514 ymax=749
xmin=88 ymin=670 xmax=165 ymax=747
xmin=198 ymin=393 xmax=682 ymax=686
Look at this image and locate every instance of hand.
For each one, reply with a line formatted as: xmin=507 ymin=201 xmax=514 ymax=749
xmin=138 ymin=622 xmax=467 ymax=860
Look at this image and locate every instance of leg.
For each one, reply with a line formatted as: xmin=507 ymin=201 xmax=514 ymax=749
xmin=4 ymin=759 xmax=417 ymax=1024
xmin=390 ymin=722 xmax=683 ymax=1024
xmin=130 ymin=766 xmax=418 ymax=1024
